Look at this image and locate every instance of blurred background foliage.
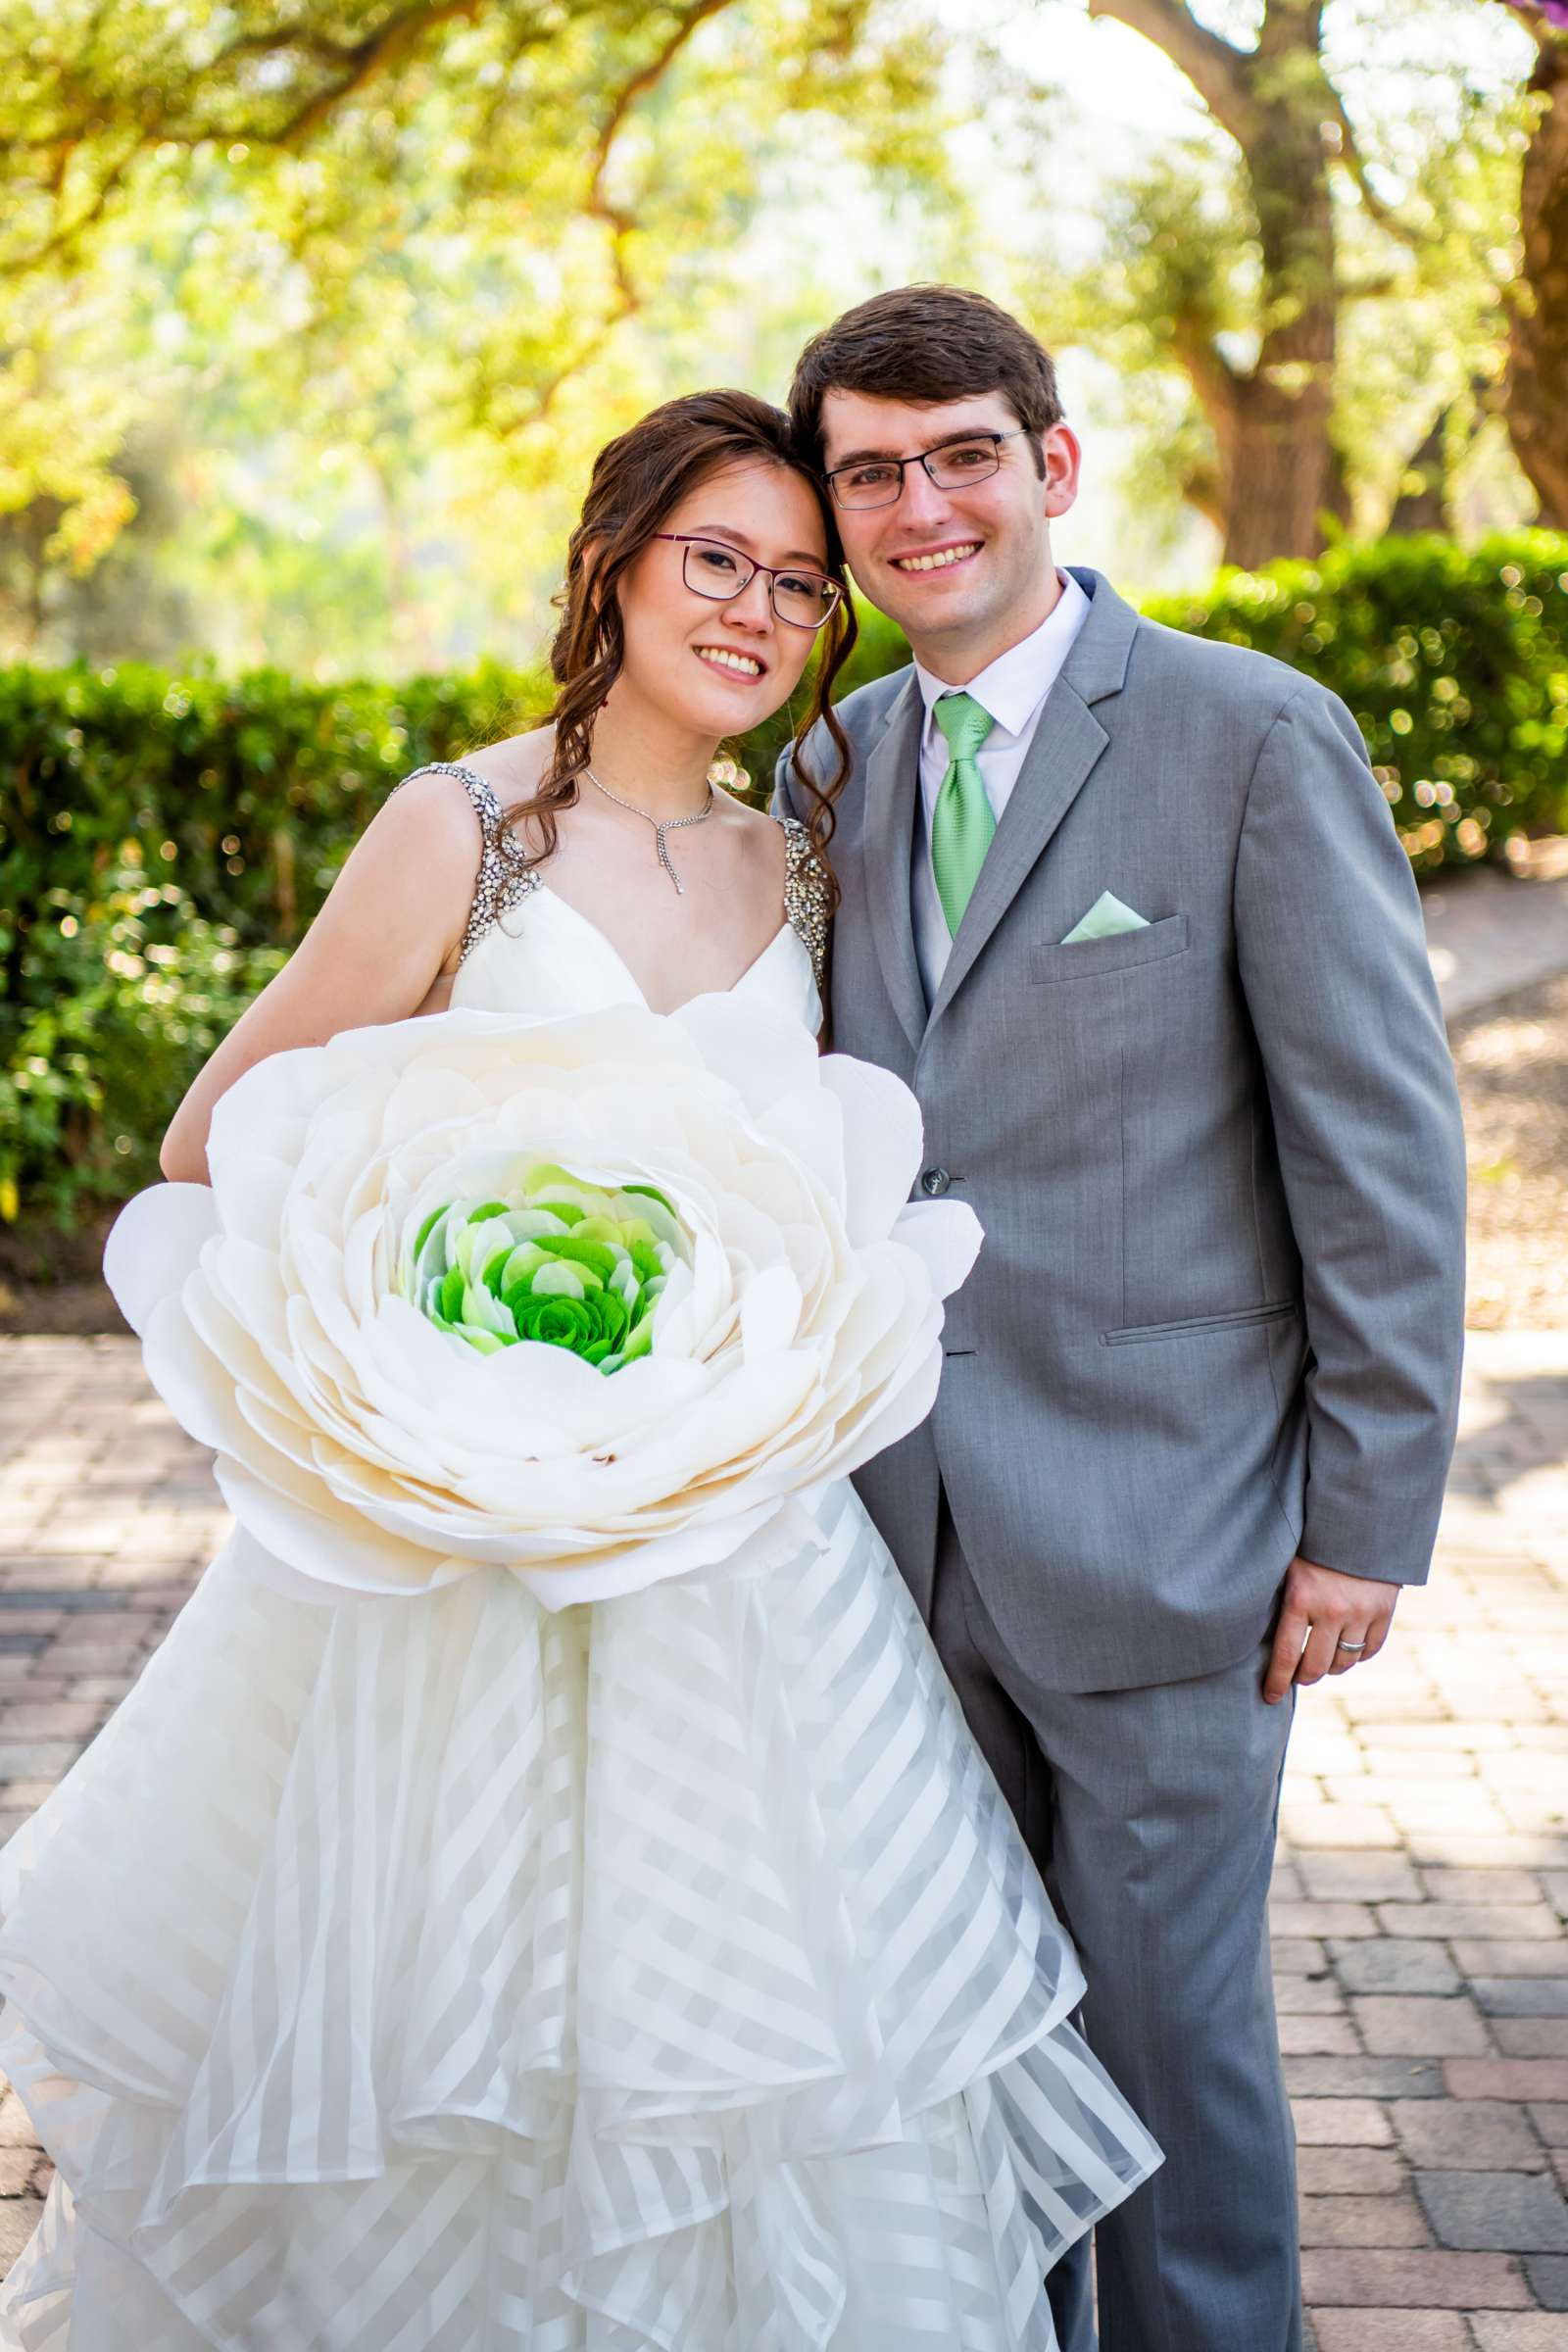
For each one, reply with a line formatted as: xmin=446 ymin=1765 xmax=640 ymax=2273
xmin=1 ymin=0 xmax=1566 ymax=1249
xmin=0 ymin=0 xmax=1560 ymax=667
xmin=4 ymin=533 xmax=1565 ymax=1234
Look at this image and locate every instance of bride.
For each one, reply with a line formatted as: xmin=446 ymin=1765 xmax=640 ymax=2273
xmin=0 ymin=389 xmax=1158 ymax=2349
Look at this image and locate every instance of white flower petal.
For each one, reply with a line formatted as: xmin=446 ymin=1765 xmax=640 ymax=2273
xmin=208 ymin=1152 xmax=296 ymax=1251
xmin=139 ymin=1289 xmax=257 ymax=1460
xmin=820 ymin=1053 xmax=927 ymax=1248
xmin=207 ymin=1039 xmax=334 ymax=1155
xmin=670 ymin=995 xmax=818 ymax=1114
xmin=892 ymin=1199 xmax=984 ymax=1300
xmin=514 ymin=1494 xmax=788 ymax=1609
xmin=114 ymin=995 xmax=982 ymax=1606
xmin=103 ymin=1183 xmax=217 ymax=1337
xmin=214 ymin=1458 xmax=462 ymax=1599
xmin=739 ymin=1263 xmax=805 ymax=1359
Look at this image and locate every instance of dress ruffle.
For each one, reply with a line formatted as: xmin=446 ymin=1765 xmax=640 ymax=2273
xmin=0 ymin=1486 xmax=1157 ymax=2351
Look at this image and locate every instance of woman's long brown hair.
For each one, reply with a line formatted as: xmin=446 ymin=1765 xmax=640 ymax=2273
xmin=500 ymin=389 xmax=858 ymax=913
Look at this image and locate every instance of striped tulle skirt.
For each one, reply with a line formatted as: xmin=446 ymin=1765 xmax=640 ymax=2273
xmin=0 ymin=1481 xmax=1158 ymax=2350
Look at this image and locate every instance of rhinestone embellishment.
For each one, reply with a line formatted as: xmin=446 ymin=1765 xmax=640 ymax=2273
xmin=779 ymin=815 xmax=830 ymax=997
xmin=391 ymin=761 xmax=829 ymax=987
xmin=392 ymin=761 xmax=539 ymax=965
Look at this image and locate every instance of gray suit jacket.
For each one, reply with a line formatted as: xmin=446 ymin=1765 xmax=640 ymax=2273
xmin=775 ymin=566 xmax=1466 ymax=1692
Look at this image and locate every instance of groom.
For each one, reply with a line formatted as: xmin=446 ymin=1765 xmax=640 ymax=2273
xmin=774 ymin=284 xmax=1467 ymax=2350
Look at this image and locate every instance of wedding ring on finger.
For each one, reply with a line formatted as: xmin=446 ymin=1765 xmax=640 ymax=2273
xmin=1335 ymin=1636 xmax=1368 ymax=1655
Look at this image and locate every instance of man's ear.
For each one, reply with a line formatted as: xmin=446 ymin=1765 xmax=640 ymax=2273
xmin=1040 ymin=423 xmax=1081 ymax=521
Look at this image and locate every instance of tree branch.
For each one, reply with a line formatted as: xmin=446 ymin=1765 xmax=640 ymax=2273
xmin=471 ymin=0 xmax=743 ymax=441
xmin=587 ymin=0 xmax=736 ymax=226
xmin=1181 ymin=453 xmax=1229 ymax=534
xmin=586 ymin=0 xmax=738 ymax=305
xmin=2 ymin=0 xmax=493 ymax=270
xmin=1085 ymin=0 xmax=1265 ymax=150
xmin=9 ymin=131 xmax=141 ymax=269
xmin=265 ymin=0 xmax=488 ymax=151
xmin=461 ymin=14 xmax=555 ymax=202
xmin=1319 ymin=76 xmax=1436 ymax=249
xmin=1167 ymin=314 xmax=1245 ymax=454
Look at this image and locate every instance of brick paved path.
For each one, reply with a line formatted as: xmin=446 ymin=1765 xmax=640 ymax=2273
xmin=0 ymin=1332 xmax=1565 ymax=2345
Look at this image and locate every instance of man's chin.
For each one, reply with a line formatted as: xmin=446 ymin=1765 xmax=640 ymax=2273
xmin=877 ymin=585 xmax=1004 ymax=654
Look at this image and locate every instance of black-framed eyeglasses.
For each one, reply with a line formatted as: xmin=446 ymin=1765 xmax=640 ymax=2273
xmin=823 ymin=428 xmax=1033 ymax=511
xmin=653 ymin=534 xmax=844 ymax=630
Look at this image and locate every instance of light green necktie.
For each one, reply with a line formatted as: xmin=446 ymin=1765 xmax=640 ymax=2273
xmin=930 ymin=691 xmax=997 ymax=936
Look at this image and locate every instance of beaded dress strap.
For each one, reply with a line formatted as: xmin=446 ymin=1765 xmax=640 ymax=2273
xmin=393 ymin=761 xmax=538 ymax=966
xmin=775 ymin=814 xmax=830 ymax=997
xmin=393 ymin=762 xmax=829 ymax=986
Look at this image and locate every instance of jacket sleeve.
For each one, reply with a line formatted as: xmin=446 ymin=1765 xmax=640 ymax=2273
xmin=1234 ymin=682 xmax=1466 ymax=1587
xmin=770 ymin=741 xmax=806 ymax=825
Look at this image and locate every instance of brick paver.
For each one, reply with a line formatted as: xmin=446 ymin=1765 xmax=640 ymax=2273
xmin=0 ymin=1328 xmax=1566 ymax=2346
xmin=1422 ymin=843 xmax=1568 ymax=1022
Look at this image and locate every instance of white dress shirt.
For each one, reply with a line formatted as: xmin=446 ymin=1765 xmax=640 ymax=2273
xmin=911 ymin=568 xmax=1091 ymax=1004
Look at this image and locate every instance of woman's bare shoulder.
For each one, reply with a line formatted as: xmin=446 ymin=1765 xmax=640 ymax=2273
xmin=442 ymin=726 xmax=554 ymax=801
xmin=728 ymin=787 xmax=804 ymax=883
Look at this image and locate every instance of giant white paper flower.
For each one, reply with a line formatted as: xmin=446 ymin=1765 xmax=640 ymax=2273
xmin=105 ymin=999 xmax=981 ymax=1607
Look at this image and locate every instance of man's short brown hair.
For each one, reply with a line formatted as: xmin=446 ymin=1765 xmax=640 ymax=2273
xmin=788 ymin=284 xmax=1064 ymax=472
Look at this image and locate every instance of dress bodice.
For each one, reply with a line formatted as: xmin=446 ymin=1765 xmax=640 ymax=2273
xmin=397 ymin=761 xmax=826 ymax=1030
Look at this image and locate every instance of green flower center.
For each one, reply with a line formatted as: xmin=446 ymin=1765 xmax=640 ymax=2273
xmin=406 ymin=1160 xmax=689 ymax=1374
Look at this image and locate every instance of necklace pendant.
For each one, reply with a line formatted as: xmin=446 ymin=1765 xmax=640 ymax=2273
xmin=654 ymin=823 xmax=685 ymax=895
xmin=585 ymin=766 xmax=710 ymax=898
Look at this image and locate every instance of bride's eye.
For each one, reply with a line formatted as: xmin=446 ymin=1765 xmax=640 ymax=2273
xmin=692 ymin=544 xmax=744 ymax=580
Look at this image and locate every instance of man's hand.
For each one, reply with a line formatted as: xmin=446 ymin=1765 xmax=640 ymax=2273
xmin=1263 ymin=1555 xmax=1401 ymax=1706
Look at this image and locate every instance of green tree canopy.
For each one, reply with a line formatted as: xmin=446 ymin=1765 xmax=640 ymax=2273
xmin=0 ymin=0 xmax=961 ymax=663
xmin=1046 ymin=0 xmax=1534 ymax=564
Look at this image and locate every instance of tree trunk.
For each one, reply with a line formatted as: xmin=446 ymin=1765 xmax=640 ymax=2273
xmin=1221 ymin=0 xmax=1337 ymax=565
xmin=1386 ymin=408 xmax=1450 ymax=533
xmin=1088 ymin=0 xmax=1341 ymax=565
xmin=1507 ymin=29 xmax=1568 ymax=524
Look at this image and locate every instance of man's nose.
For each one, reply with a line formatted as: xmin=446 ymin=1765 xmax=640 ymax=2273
xmin=897 ymin=462 xmax=951 ymax=530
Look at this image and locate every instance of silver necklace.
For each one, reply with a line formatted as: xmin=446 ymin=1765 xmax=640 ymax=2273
xmin=586 ymin=767 xmax=714 ymax=897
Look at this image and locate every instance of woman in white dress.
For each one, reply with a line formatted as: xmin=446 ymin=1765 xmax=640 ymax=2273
xmin=0 ymin=390 xmax=1158 ymax=2350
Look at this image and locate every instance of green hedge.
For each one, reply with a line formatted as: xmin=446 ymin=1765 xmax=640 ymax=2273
xmin=0 ymin=660 xmax=535 ymax=1228
xmin=2 ymin=533 xmax=1563 ymax=1237
xmin=0 ymin=658 xmax=535 ymax=960
xmin=1146 ymin=532 xmax=1568 ymax=874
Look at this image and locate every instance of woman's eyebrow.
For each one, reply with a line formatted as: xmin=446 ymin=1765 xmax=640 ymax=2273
xmin=684 ymin=525 xmax=828 ymax=566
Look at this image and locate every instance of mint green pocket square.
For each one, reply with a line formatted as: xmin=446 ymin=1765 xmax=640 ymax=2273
xmin=1059 ymin=891 xmax=1151 ymax=945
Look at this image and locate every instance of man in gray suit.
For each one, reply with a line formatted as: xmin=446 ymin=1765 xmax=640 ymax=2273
xmin=773 ymin=284 xmax=1467 ymax=2350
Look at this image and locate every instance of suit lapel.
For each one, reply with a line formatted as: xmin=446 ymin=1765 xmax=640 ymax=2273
xmin=859 ymin=672 xmax=927 ymax=1054
xmin=925 ymin=568 xmax=1141 ymax=1032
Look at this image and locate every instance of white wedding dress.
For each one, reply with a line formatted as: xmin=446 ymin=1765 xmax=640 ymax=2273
xmin=0 ymin=768 xmax=1158 ymax=2351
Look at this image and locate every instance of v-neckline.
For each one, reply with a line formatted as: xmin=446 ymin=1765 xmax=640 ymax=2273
xmin=533 ymin=882 xmax=796 ymax=1015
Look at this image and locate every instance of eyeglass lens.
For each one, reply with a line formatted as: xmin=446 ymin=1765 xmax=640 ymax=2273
xmin=832 ymin=438 xmax=1004 ymax=510
xmin=681 ymin=540 xmax=838 ymax=627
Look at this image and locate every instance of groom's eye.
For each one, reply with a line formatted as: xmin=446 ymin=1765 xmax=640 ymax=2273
xmin=846 ymin=465 xmax=898 ymax=489
xmin=940 ymin=442 xmax=994 ymax=469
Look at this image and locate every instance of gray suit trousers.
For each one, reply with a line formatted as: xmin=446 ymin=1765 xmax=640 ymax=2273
xmin=930 ymin=1492 xmax=1302 ymax=2352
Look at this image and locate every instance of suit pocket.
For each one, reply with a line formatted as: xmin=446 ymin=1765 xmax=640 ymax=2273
xmin=1102 ymin=1298 xmax=1298 ymax=1347
xmin=1030 ymin=911 xmax=1190 ymax=982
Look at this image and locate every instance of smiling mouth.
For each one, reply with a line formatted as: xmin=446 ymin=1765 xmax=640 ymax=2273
xmin=695 ymin=646 xmax=765 ymax=678
xmin=891 ymin=542 xmax=982 ymax=574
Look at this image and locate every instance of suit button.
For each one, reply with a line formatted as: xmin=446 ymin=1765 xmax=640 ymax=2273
xmin=920 ymin=1167 xmax=951 ymax=1198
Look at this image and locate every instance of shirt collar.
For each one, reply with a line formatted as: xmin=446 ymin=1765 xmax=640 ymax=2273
xmin=913 ymin=569 xmax=1089 ymax=743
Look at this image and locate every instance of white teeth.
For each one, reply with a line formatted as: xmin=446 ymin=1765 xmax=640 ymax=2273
xmin=696 ymin=648 xmax=762 ymax=677
xmin=894 ymin=544 xmax=980 ymax=572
